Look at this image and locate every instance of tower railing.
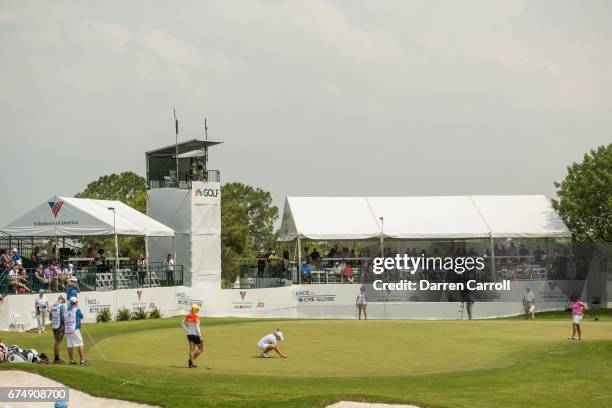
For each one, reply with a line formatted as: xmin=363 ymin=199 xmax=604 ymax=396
xmin=147 ymin=169 xmax=220 ymax=189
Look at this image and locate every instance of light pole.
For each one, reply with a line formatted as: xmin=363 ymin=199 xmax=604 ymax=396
xmin=108 ymin=207 xmax=119 ymax=270
xmin=379 ymin=216 xmax=384 ymax=257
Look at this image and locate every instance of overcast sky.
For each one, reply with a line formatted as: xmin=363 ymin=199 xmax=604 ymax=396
xmin=1 ymin=1 xmax=611 ymax=226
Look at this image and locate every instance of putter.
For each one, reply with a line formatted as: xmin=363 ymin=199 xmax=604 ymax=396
xmin=83 ymin=326 xmax=108 ymax=362
xmin=202 ymin=349 xmax=211 ymax=370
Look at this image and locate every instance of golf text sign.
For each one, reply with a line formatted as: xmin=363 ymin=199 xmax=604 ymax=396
xmin=192 ymin=181 xmax=220 ymax=205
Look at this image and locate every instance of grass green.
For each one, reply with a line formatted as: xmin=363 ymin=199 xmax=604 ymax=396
xmin=1 ymin=310 xmax=611 ymax=407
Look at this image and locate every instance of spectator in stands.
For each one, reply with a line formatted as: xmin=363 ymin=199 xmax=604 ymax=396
xmin=137 ymin=254 xmax=147 ymax=287
xmin=17 ymin=262 xmax=31 ymax=289
xmin=508 ymin=242 xmax=519 ymax=264
xmin=267 ymin=250 xmax=279 ymax=263
xmin=61 ymin=264 xmax=74 ymax=287
xmin=64 ymin=296 xmax=86 ymax=365
xmin=256 ymin=249 xmax=266 ymax=277
xmin=332 ymin=262 xmax=343 ymax=281
xmin=300 ymin=261 xmax=311 ymax=284
xmin=343 ymin=262 xmax=354 ymax=284
xmin=34 ymin=264 xmax=48 ymax=288
xmin=11 ymin=248 xmax=21 ymax=265
xmin=43 ymin=263 xmax=57 ymax=292
xmin=302 ymin=247 xmax=310 ymax=265
xmin=165 ymin=254 xmax=175 ymax=286
xmin=327 ymin=245 xmax=337 ymax=258
xmin=31 ymin=246 xmax=40 ymax=264
xmin=95 ymin=248 xmax=105 ymax=272
xmin=519 ymin=245 xmax=529 ymax=264
xmin=9 ymin=264 xmax=30 ymax=293
xmin=282 ymin=249 xmax=290 ymax=271
xmin=86 ymin=247 xmax=96 ymax=264
xmin=65 ymin=276 xmax=79 ymax=300
xmin=1 ymin=249 xmax=12 ymax=271
xmin=309 ymin=248 xmax=320 ymax=267
xmin=533 ymin=246 xmax=545 ymax=265
xmin=467 ymin=247 xmax=478 ymax=257
xmin=34 ymin=289 xmax=50 ymax=333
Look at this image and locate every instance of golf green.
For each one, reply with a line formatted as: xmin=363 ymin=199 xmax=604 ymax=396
xmin=1 ymin=312 xmax=611 ymax=407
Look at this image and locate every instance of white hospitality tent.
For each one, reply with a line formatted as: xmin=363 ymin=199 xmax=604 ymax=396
xmin=279 ymin=195 xmax=571 ymax=263
xmin=1 ymin=196 xmax=175 ymax=265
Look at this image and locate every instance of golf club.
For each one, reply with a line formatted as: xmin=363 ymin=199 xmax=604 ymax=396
xmin=201 ymin=348 xmax=211 ymax=370
xmin=83 ymin=326 xmax=108 ymax=362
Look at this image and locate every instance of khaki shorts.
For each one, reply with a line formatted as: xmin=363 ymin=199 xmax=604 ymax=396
xmin=66 ymin=329 xmax=83 ymax=347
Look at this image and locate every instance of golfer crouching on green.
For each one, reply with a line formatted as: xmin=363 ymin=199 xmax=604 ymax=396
xmin=257 ymin=330 xmax=287 ymax=358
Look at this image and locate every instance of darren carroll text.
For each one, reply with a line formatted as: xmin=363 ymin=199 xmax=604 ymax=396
xmin=372 ymin=280 xmax=511 ymax=291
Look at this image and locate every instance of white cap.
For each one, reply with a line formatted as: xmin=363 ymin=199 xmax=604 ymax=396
xmin=69 ymin=296 xmax=78 ymax=304
xmin=274 ymin=331 xmax=284 ymax=341
xmin=70 ymin=276 xmax=77 ymax=282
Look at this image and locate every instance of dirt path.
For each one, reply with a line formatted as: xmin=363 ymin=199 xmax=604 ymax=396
xmin=0 ymin=370 xmax=157 ymax=408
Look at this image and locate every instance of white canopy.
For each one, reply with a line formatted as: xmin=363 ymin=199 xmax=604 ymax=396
xmin=1 ymin=196 xmax=174 ymax=237
xmin=279 ymin=195 xmax=570 ymax=241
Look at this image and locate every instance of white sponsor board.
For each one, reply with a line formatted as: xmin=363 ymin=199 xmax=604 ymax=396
xmin=1 ymin=280 xmax=587 ymax=331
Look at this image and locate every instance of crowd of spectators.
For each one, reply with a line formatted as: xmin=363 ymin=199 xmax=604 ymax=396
xmin=1 ymin=246 xmax=112 ymax=295
xmin=1 ymin=247 xmax=82 ymax=294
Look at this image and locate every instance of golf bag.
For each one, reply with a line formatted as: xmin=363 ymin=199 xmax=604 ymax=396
xmin=3 ymin=345 xmax=49 ymax=364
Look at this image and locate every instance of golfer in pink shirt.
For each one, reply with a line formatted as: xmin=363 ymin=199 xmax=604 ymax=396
xmin=568 ymin=296 xmax=588 ymax=340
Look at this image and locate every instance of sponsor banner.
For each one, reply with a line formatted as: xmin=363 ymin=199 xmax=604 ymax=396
xmin=192 ymin=182 xmax=220 ymax=205
xmin=175 ymin=291 xmax=203 ymax=310
xmin=294 ymin=290 xmax=337 ymax=303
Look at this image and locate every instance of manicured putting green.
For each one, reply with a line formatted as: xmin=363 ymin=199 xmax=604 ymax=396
xmin=97 ymin=318 xmax=609 ymax=377
xmin=1 ymin=312 xmax=611 ymax=408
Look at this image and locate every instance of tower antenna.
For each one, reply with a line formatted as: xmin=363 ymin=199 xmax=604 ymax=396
xmin=174 ymin=108 xmax=179 ymax=186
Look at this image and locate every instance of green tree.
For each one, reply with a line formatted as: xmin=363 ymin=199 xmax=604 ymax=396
xmin=75 ymin=172 xmax=148 ymax=260
xmin=552 ymin=143 xmax=612 ymax=242
xmin=221 ymin=182 xmax=279 ymax=283
xmin=75 ymin=172 xmax=147 ymax=211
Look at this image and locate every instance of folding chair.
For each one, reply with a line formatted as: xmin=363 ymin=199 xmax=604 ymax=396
xmin=11 ymin=312 xmax=26 ymax=332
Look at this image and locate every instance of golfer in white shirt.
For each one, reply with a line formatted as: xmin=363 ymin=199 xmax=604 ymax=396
xmin=257 ymin=330 xmax=287 ymax=358
xmin=523 ymin=287 xmax=536 ymax=319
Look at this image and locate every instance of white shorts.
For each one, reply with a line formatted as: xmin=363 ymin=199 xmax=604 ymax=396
xmin=572 ymin=314 xmax=583 ymax=324
xmin=257 ymin=342 xmax=272 ymax=350
xmin=66 ymin=329 xmax=83 ymax=347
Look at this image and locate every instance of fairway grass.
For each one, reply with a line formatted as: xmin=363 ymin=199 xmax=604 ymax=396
xmin=1 ymin=313 xmax=611 ymax=408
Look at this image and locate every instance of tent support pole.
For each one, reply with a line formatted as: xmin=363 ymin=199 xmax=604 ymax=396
xmin=173 ymin=236 xmax=176 ymax=265
xmin=54 ymin=227 xmax=59 ymax=260
xmin=489 ymin=235 xmax=495 ymax=281
xmin=145 ymin=236 xmax=150 ymax=267
xmin=114 ymin=233 xmax=120 ymax=270
xmin=379 ymin=216 xmax=384 ymax=257
xmin=297 ymin=237 xmax=302 ymax=284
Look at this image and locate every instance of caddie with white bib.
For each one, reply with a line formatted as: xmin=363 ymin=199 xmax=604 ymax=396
xmin=49 ymin=293 xmax=67 ymax=364
xmin=64 ymin=296 xmax=87 ymax=366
